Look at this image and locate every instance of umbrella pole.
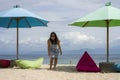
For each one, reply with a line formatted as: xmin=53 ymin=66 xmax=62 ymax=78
xmin=106 ymin=20 xmax=109 ymax=63
xmin=16 ymin=18 xmax=19 ymax=60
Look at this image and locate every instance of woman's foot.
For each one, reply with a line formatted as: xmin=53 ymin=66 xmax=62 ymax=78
xmin=53 ymin=67 xmax=56 ymax=70
xmin=49 ymin=66 xmax=52 ymax=70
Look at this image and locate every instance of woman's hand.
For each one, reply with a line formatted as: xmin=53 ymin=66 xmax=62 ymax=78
xmin=60 ymin=52 xmax=62 ymax=55
xmin=48 ymin=52 xmax=51 ymax=57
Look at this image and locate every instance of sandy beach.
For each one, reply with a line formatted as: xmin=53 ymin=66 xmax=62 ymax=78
xmin=0 ymin=64 xmax=120 ymax=80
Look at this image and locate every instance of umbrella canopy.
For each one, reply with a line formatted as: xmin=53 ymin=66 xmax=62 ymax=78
xmin=70 ymin=2 xmax=120 ymax=63
xmin=0 ymin=5 xmax=49 ymax=59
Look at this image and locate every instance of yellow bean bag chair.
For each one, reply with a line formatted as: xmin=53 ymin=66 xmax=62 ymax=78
xmin=15 ymin=57 xmax=44 ymax=69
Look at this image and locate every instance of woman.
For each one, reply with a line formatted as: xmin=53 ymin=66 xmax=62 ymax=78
xmin=47 ymin=32 xmax=62 ymax=70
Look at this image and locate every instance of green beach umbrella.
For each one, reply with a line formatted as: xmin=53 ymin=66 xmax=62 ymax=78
xmin=70 ymin=2 xmax=120 ymax=63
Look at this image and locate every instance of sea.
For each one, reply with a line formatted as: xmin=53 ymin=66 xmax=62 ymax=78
xmin=0 ymin=52 xmax=120 ymax=65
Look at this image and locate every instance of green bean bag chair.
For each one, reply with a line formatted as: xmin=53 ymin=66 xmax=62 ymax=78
xmin=15 ymin=57 xmax=44 ymax=69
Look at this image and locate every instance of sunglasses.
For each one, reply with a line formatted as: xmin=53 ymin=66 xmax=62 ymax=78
xmin=51 ymin=36 xmax=55 ymax=37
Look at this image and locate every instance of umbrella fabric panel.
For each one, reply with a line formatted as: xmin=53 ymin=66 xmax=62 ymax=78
xmin=71 ymin=20 xmax=107 ymax=27
xmin=26 ymin=17 xmax=48 ymax=27
xmin=0 ymin=17 xmax=48 ymax=28
xmin=0 ymin=8 xmax=44 ymax=18
xmin=71 ymin=20 xmax=120 ymax=27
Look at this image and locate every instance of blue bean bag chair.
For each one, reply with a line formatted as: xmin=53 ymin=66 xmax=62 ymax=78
xmin=113 ymin=64 xmax=120 ymax=72
xmin=15 ymin=57 xmax=44 ymax=69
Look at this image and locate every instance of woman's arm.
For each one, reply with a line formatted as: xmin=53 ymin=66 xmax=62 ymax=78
xmin=47 ymin=40 xmax=51 ymax=56
xmin=58 ymin=40 xmax=62 ymax=55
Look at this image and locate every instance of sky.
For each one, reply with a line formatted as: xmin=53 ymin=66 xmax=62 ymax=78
xmin=0 ymin=0 xmax=120 ymax=54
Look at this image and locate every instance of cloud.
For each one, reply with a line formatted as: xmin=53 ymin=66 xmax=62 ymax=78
xmin=61 ymin=32 xmax=95 ymax=43
xmin=59 ymin=32 xmax=101 ymax=50
xmin=110 ymin=37 xmax=120 ymax=47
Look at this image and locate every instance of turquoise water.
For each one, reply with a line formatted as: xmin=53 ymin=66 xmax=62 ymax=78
xmin=0 ymin=53 xmax=120 ymax=65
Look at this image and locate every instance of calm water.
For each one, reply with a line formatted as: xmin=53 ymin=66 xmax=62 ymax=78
xmin=0 ymin=53 xmax=120 ymax=65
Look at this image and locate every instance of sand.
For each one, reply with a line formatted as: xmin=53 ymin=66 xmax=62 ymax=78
xmin=0 ymin=64 xmax=120 ymax=80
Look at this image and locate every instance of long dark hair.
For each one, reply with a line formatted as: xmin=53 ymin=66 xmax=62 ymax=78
xmin=49 ymin=32 xmax=58 ymax=44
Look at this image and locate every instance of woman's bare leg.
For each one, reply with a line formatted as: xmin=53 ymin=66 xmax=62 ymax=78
xmin=50 ymin=58 xmax=53 ymax=69
xmin=53 ymin=58 xmax=58 ymax=69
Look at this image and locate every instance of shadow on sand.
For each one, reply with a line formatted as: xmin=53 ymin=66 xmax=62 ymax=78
xmin=54 ymin=65 xmax=77 ymax=73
